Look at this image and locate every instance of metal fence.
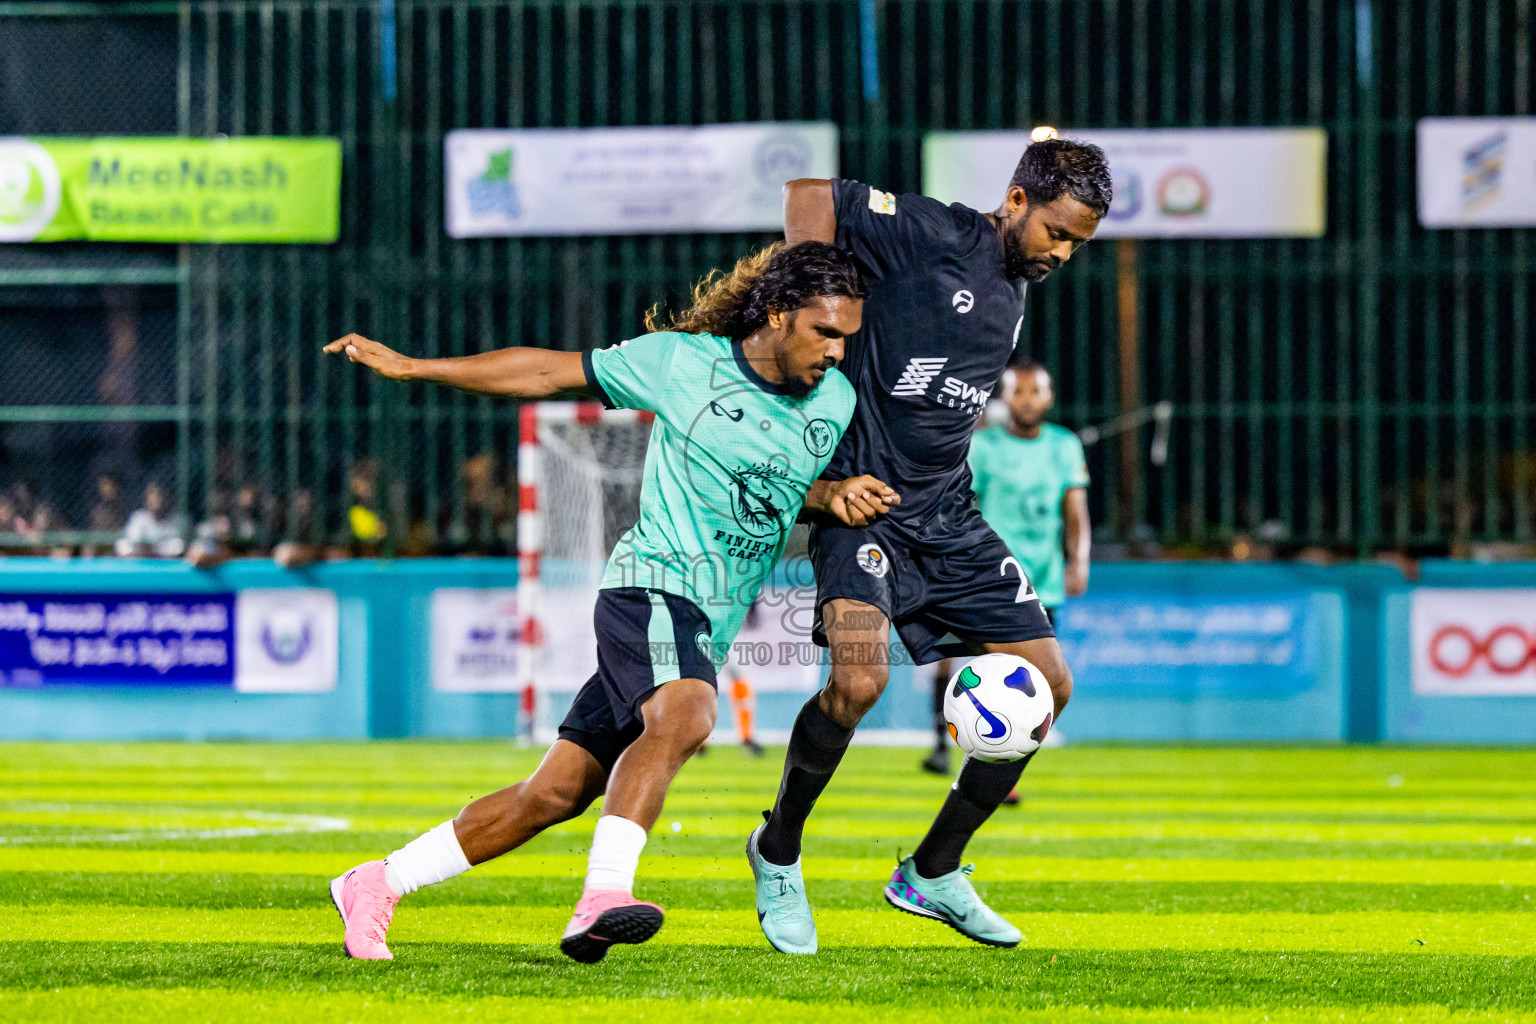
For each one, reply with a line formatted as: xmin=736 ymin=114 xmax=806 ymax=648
xmin=0 ymin=0 xmax=1531 ymax=556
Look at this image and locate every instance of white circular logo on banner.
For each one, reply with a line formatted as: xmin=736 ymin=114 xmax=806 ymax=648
xmin=0 ymin=139 xmax=61 ymax=242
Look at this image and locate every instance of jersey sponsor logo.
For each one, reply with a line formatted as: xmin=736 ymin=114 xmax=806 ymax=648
xmin=937 ymin=375 xmax=993 ymax=416
xmin=802 ymin=418 xmax=836 ymax=457
xmin=709 ymin=400 xmax=745 ymax=422
xmin=868 ymin=188 xmax=896 ymax=215
xmin=856 ymin=542 xmax=889 ymax=579
xmin=951 ymin=289 xmax=974 ymax=314
xmin=890 ymin=357 xmax=948 ymax=397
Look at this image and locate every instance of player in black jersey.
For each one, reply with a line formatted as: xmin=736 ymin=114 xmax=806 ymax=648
xmin=747 ymin=139 xmax=1111 ymax=952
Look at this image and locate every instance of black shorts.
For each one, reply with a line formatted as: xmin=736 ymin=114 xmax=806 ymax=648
xmin=809 ymin=518 xmax=1056 ymax=665
xmin=557 ymin=588 xmax=720 ymax=772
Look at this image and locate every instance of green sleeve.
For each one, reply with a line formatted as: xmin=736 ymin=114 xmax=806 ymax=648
xmin=584 ymin=332 xmax=681 ymax=413
xmin=1065 ymin=432 xmax=1090 ymax=488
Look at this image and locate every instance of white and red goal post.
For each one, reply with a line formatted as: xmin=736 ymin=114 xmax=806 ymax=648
xmin=517 ymin=401 xmax=653 ymax=739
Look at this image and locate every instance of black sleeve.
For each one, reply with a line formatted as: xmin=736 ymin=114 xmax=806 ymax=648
xmin=581 ymin=348 xmax=616 ymax=409
xmin=831 ymin=178 xmax=959 ymax=280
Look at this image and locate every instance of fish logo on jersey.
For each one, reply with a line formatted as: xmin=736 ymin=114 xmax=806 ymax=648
xmin=728 ymin=461 xmax=794 ymax=538
xmin=890 ymin=357 xmax=948 ymax=397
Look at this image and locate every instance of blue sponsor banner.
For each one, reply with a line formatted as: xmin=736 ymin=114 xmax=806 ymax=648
xmin=1056 ymin=593 xmax=1316 ymax=695
xmin=0 ymin=593 xmax=235 ymax=688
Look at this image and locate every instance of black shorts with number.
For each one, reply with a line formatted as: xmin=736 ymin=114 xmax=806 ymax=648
xmin=809 ymin=512 xmax=1055 ymax=666
xmin=558 ymin=587 xmax=720 ymax=772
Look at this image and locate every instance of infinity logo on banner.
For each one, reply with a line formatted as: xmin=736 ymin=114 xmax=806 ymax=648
xmin=1411 ymin=588 xmax=1536 ymax=696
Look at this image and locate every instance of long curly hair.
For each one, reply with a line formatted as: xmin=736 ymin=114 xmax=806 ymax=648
xmin=645 ymin=241 xmax=864 ymax=340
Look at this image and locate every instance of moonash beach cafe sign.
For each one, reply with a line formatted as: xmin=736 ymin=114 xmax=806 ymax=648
xmin=0 ymin=136 xmax=340 ymax=243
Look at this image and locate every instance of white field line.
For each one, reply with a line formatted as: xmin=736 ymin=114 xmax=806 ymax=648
xmin=0 ymin=806 xmax=350 ymax=845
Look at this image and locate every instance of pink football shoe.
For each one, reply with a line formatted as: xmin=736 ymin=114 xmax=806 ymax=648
xmin=330 ymin=860 xmax=401 ymax=960
xmin=559 ymin=887 xmax=665 ymax=963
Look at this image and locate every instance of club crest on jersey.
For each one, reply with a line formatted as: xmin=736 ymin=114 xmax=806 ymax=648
xmin=802 ymin=418 xmax=836 ymax=457
xmin=891 ymin=357 xmax=948 ymax=397
xmin=868 ymin=188 xmax=896 ymax=215
xmin=856 ymin=543 xmax=889 ymax=578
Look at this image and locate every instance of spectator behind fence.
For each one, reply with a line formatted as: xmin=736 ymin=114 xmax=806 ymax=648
xmin=438 ymin=453 xmax=513 ymax=556
xmin=345 ymin=459 xmax=386 ymax=556
xmin=81 ymin=473 xmax=127 ymax=555
xmin=185 ymin=483 xmax=272 ymax=568
xmin=116 ymin=482 xmax=186 ymax=558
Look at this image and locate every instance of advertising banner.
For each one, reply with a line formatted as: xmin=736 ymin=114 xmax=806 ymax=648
xmin=721 ymin=579 xmax=825 ymax=694
xmin=1056 ymin=594 xmax=1317 ymax=694
xmin=444 ymin=122 xmax=838 ymax=237
xmin=923 ymin=128 xmax=1327 ymax=238
xmin=431 ymin=588 xmax=523 ymax=693
xmin=0 ymin=136 xmax=341 ymax=243
xmin=233 ymin=589 xmax=339 ymax=693
xmin=0 ymin=593 xmax=234 ymax=687
xmin=531 ymin=567 xmax=825 ymax=697
xmin=1417 ymin=118 xmax=1536 ymax=228
xmin=0 ymin=589 xmax=337 ymax=691
xmin=1410 ymin=588 xmax=1536 ymax=696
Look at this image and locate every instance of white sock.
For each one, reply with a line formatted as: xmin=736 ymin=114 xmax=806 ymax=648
xmin=383 ymin=820 xmax=473 ymax=896
xmin=584 ymin=815 xmax=648 ymax=893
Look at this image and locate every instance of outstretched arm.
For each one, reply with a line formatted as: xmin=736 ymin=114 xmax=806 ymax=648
xmin=324 ymin=333 xmax=590 ymax=399
xmin=783 ymin=178 xmax=836 ymax=245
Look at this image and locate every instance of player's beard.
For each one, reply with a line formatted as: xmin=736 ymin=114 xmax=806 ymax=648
xmin=779 ymin=370 xmax=816 ymax=399
xmin=1003 ymin=218 xmax=1060 ymax=282
xmin=776 ymin=352 xmax=832 ymax=398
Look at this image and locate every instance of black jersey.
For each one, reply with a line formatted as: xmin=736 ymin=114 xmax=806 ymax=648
xmin=821 ymin=178 xmax=1026 ymax=547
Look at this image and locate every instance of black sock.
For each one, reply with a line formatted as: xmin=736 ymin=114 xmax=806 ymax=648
xmin=911 ymin=753 xmax=1034 ymax=879
xmin=757 ymin=693 xmax=854 ymax=866
xmin=931 ymin=671 xmax=948 ymax=750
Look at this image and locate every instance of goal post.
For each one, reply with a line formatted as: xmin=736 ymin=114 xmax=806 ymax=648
xmin=517 ymin=401 xmax=653 ymax=740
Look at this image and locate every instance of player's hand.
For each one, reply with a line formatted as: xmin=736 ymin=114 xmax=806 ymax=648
xmin=324 ymin=333 xmax=416 ymax=381
xmin=824 ymin=475 xmax=900 ymax=527
xmin=1065 ymin=562 xmax=1089 ymax=597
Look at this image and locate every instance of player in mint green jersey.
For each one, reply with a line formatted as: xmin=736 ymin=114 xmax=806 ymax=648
xmin=922 ymin=359 xmax=1090 ymax=775
xmin=321 ymin=242 xmax=899 ymax=964
xmin=971 ymin=360 xmax=1091 ymax=612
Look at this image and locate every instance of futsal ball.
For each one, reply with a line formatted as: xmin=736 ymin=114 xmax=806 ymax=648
xmin=943 ymin=653 xmax=1054 ymax=762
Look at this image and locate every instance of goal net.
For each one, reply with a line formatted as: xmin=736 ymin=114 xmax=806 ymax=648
xmin=518 ymin=402 xmax=652 ymax=737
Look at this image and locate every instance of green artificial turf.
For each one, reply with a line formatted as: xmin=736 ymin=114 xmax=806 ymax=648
xmin=1 ymin=742 xmax=1533 ymax=1022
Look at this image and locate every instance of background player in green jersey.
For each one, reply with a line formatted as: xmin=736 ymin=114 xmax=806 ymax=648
xmin=923 ymin=359 xmax=1092 ymax=775
xmin=321 ymin=242 xmax=900 ymax=964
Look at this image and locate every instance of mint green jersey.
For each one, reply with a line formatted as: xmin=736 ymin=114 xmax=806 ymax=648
xmin=583 ymin=331 xmax=855 ymax=659
xmin=967 ymin=422 xmax=1089 ymax=608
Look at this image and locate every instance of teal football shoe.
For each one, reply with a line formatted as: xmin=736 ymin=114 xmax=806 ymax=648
xmin=746 ymin=824 xmax=817 ymax=954
xmin=882 ymin=856 xmax=1021 ymax=948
